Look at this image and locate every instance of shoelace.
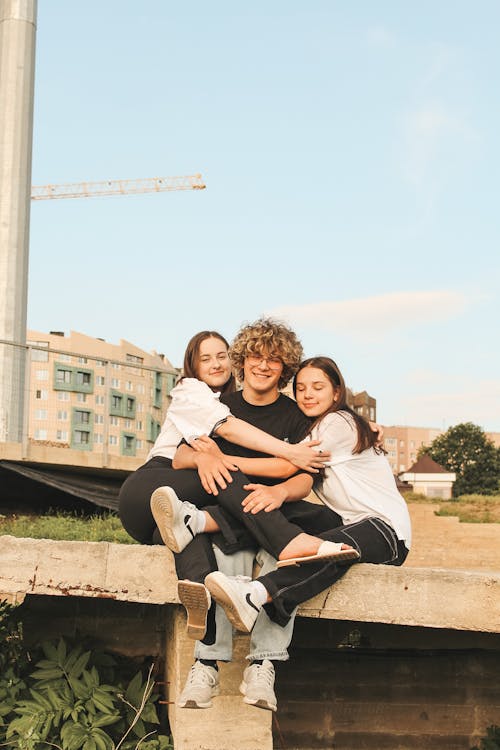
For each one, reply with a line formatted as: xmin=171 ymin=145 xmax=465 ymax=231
xmin=249 ymin=663 xmax=274 ymax=687
xmin=186 ymin=663 xmax=216 ymax=686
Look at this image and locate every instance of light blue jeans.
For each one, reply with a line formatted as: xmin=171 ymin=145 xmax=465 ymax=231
xmin=194 ymin=546 xmax=297 ymax=663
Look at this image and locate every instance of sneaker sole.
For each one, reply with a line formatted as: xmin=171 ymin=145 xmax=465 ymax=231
xmin=205 ymin=578 xmax=253 ymax=633
xmin=177 ymin=685 xmax=220 ymax=710
xmin=178 ymin=581 xmax=210 ymax=640
xmin=150 ymin=488 xmax=183 ymax=553
xmin=276 ymin=548 xmax=360 ymax=568
xmin=239 ymin=681 xmax=277 ymax=712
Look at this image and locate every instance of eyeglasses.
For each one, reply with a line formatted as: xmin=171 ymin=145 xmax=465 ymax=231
xmin=246 ymin=354 xmax=283 ymax=370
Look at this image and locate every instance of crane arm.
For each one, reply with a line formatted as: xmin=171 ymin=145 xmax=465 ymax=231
xmin=31 ymin=174 xmax=206 ymax=200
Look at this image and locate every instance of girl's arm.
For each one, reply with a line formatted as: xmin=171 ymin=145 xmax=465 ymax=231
xmin=241 ymin=473 xmax=314 ymax=515
xmin=214 ymin=416 xmax=328 ymax=471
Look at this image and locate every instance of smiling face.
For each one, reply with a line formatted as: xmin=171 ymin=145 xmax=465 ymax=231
xmin=196 ymin=336 xmax=232 ymax=390
xmin=294 ymin=365 xmax=340 ymax=418
xmin=242 ymin=350 xmax=284 ymax=402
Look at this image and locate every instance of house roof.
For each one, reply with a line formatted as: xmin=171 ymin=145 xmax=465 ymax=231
xmin=406 ymin=454 xmax=449 ymax=474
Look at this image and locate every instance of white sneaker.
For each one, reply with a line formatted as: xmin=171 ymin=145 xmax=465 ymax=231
xmin=150 ymin=486 xmax=197 ymax=553
xmin=177 ymin=580 xmax=211 ymax=640
xmin=240 ymin=660 xmax=277 ymax=712
xmin=177 ymin=661 xmax=220 ymax=709
xmin=204 ymin=572 xmax=261 ymax=633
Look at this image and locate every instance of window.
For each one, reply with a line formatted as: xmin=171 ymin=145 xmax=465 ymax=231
xmin=76 ymin=371 xmax=91 ymax=386
xmin=111 ymin=362 xmax=120 ymax=370
xmin=126 ymin=397 xmax=135 ymax=412
xmin=74 ymin=410 xmax=90 ymax=424
xmin=34 ymin=409 xmax=47 ymax=420
xmin=399 ymin=440 xmax=405 ymax=448
xmin=56 ymin=430 xmax=68 ymax=441
xmin=96 ymin=376 xmax=105 ymax=386
xmin=124 ymin=419 xmax=131 ymax=429
xmin=369 ymin=407 xmax=375 ymax=421
xmin=94 ymin=414 xmax=104 ymax=424
xmin=76 ymin=393 xmax=87 ymax=403
xmin=58 ymin=392 xmax=70 ymax=401
xmin=410 ymin=440 xmax=415 ymax=449
xmin=136 ymin=439 xmax=143 ymax=449
xmin=58 ymin=353 xmax=71 ymax=362
xmin=36 ymin=370 xmax=49 ymax=381
xmin=94 ymin=433 xmax=103 ymax=444
xmin=35 ymin=389 xmax=48 ymax=400
xmin=78 ymin=357 xmax=88 ymax=364
xmin=57 ymin=410 xmax=68 ymax=420
xmin=56 ymin=369 xmax=72 ymax=384
xmin=111 ymin=395 xmax=122 ymax=410
xmin=29 ymin=341 xmax=49 ymax=362
xmin=136 ymin=403 xmax=144 ymax=412
xmin=110 ymin=416 xmax=119 ymax=426
xmin=109 ymin=435 xmax=118 ymax=445
xmin=126 ymin=354 xmax=143 ymax=364
xmin=95 ymin=394 xmax=105 ymax=405
xmin=74 ymin=430 xmax=90 ymax=444
xmin=136 ymin=420 xmax=143 ymax=431
xmin=111 ymin=378 xmax=120 ymax=388
xmin=126 ymin=381 xmax=133 ymax=391
xmin=96 ymin=360 xmax=106 ymax=368
xmin=385 ymin=438 xmax=396 ymax=446
xmin=34 ymin=429 xmax=48 ymax=440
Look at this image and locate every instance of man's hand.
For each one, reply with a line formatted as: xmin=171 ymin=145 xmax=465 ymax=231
xmin=284 ymin=440 xmax=331 ymax=471
xmin=242 ymin=483 xmax=287 ymax=514
xmin=194 ymin=452 xmax=238 ymax=495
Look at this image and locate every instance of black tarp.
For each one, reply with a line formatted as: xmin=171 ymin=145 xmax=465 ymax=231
xmin=0 ymin=460 xmax=130 ymax=511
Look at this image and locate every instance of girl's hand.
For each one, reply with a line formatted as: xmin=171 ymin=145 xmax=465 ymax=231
xmin=194 ymin=452 xmax=238 ymax=495
xmin=190 ymin=435 xmax=223 ymax=455
xmin=242 ymin=483 xmax=287 ymax=514
xmin=369 ymin=421 xmax=384 ymax=447
xmin=283 ymin=440 xmax=331 ymax=471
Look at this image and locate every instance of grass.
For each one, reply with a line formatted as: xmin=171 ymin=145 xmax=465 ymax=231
xmin=1 ymin=493 xmax=500 ymax=544
xmin=0 ymin=509 xmax=138 ymax=544
xmin=403 ymin=492 xmax=500 ymax=524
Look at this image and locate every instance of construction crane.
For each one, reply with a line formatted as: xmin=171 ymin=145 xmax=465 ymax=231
xmin=31 ymin=174 xmax=206 ymax=200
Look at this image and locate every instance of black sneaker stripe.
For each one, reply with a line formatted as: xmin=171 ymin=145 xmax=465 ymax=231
xmin=245 ymin=593 xmax=260 ymax=614
xmin=183 ymin=515 xmax=195 ymax=539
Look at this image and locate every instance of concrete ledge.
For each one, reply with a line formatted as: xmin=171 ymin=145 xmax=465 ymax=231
xmin=1 ymin=535 xmax=499 ymax=633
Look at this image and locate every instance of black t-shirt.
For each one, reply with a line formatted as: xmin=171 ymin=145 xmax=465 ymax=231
xmin=217 ymin=390 xmax=311 ymax=485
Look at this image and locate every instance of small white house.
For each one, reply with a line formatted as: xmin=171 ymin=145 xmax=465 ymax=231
xmin=399 ymin=455 xmax=456 ymax=499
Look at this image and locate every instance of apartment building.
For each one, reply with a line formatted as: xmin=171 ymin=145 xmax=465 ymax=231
xmin=26 ymin=330 xmax=178 ymax=460
xmin=382 ymin=425 xmax=443 ymax=474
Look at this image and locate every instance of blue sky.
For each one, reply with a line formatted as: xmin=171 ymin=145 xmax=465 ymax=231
xmin=29 ymin=1 xmax=500 ymax=431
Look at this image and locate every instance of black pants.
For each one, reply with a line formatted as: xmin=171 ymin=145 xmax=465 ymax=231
xmin=259 ymin=515 xmax=409 ymax=626
xmin=118 ymin=460 xmax=338 ymax=645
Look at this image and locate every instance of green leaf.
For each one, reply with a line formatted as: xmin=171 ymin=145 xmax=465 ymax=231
xmin=91 ymin=713 xmax=121 ymax=728
xmin=70 ymin=651 xmax=92 ymax=678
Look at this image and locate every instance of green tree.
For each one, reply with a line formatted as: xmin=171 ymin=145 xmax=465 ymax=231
xmin=421 ymin=422 xmax=500 ymax=497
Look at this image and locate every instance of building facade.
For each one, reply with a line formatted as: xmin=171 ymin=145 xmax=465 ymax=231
xmin=382 ymin=425 xmax=443 ymax=475
xmin=26 ymin=330 xmax=178 ymax=460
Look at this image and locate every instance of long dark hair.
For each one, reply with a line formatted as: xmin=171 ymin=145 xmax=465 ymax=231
xmin=293 ymin=356 xmax=379 ymax=455
xmin=183 ymin=331 xmax=236 ymax=395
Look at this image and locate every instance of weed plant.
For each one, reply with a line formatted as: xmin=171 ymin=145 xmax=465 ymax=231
xmin=0 ymin=600 xmax=171 ymax=749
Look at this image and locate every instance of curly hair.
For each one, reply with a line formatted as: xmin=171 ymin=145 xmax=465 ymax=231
xmin=229 ymin=317 xmax=303 ymax=390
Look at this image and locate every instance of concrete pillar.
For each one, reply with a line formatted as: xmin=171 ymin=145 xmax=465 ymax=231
xmin=165 ymin=607 xmax=272 ymax=750
xmin=0 ymin=0 xmax=37 ymax=441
